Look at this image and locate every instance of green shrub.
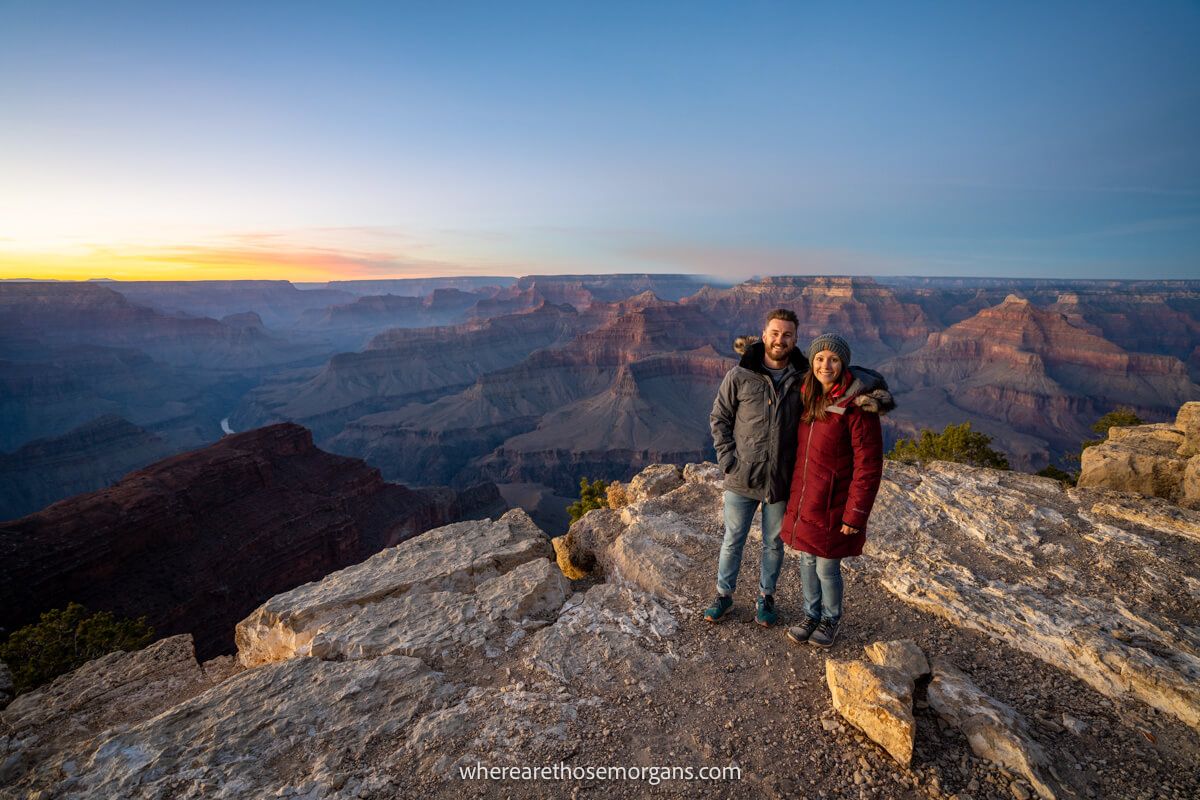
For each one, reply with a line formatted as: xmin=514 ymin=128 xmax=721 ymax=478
xmin=0 ymin=602 xmax=154 ymax=694
xmin=566 ymin=477 xmax=609 ymax=525
xmin=1035 ymin=464 xmax=1076 ymax=486
xmin=886 ymin=422 xmax=1010 ymax=470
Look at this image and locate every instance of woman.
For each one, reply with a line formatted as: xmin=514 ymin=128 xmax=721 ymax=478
xmin=781 ymin=333 xmax=884 ymax=649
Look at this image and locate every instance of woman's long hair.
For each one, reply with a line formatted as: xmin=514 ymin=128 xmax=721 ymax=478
xmin=800 ymin=368 xmax=848 ymax=423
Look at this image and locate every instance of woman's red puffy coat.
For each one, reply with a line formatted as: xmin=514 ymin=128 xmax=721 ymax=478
xmin=780 ymin=373 xmax=884 ymax=559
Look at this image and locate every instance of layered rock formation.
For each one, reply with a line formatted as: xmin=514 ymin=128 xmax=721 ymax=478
xmin=514 ymin=273 xmax=714 ymax=305
xmin=5 ymin=277 xmax=1198 ymax=532
xmin=1078 ymin=401 xmax=1200 ymax=507
xmin=683 ymin=275 xmax=934 ymax=364
xmin=883 ymin=295 xmax=1198 ymax=469
xmin=326 ymin=302 xmax=721 ymax=490
xmin=3 ymin=459 xmax=1199 ymax=799
xmin=295 ymin=288 xmax=489 ymax=348
xmin=232 ymin=302 xmax=589 ymax=438
xmin=94 ymin=279 xmax=356 ymax=327
xmin=321 ymin=276 xmax=516 ymax=297
xmin=204 ymin=276 xmax=1200 ymax=523
xmin=0 ymin=423 xmax=504 ymax=659
xmin=467 ymin=349 xmax=730 ymax=495
xmin=0 ymin=415 xmax=177 ymax=521
xmin=0 ymin=282 xmax=320 ymax=370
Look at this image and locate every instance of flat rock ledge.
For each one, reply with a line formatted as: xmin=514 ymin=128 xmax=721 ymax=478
xmin=870 ymin=459 xmax=1200 ymax=730
xmin=235 ymin=508 xmax=566 ymax=667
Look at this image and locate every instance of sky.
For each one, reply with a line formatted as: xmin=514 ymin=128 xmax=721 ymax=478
xmin=1 ymin=0 xmax=1198 ymax=282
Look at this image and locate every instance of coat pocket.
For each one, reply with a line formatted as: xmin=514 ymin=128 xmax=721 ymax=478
xmin=799 ymin=466 xmax=834 ymax=526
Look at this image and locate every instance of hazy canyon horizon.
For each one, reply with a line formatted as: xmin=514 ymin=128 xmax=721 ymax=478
xmin=3 ymin=272 xmax=1198 ymax=533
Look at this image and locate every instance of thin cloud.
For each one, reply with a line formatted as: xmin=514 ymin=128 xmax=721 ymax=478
xmin=619 ymin=241 xmax=906 ymax=279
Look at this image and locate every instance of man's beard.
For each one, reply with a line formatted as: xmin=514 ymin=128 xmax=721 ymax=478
xmin=768 ymin=343 xmax=791 ymax=359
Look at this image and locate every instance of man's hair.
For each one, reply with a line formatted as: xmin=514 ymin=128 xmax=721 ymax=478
xmin=765 ymin=308 xmax=798 ymax=328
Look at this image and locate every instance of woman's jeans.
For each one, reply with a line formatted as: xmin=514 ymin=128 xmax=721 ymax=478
xmin=716 ymin=490 xmax=785 ymax=597
xmin=799 ymin=551 xmax=843 ymax=622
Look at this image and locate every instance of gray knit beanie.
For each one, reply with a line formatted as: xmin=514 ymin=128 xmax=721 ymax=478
xmin=808 ymin=332 xmax=851 ymax=365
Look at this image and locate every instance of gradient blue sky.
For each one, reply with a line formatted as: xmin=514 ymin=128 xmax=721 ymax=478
xmin=1 ymin=0 xmax=1198 ymax=280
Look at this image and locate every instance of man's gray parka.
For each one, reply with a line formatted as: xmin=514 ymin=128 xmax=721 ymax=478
xmin=709 ymin=341 xmax=808 ymax=503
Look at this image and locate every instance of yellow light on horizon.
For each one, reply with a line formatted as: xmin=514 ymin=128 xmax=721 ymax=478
xmin=0 ymin=244 xmax=449 ymax=282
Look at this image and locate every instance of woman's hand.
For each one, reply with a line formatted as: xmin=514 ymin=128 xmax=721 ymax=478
xmin=840 ymin=523 xmax=861 ymax=536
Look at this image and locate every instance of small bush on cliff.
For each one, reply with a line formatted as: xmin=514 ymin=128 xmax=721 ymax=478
xmin=1035 ymin=464 xmax=1076 ymax=486
xmin=605 ymin=480 xmax=630 ymax=509
xmin=1080 ymin=407 xmax=1144 ymax=452
xmin=566 ymin=477 xmax=608 ymax=524
xmin=0 ymin=602 xmax=154 ymax=694
xmin=886 ymin=422 xmax=1010 ymax=470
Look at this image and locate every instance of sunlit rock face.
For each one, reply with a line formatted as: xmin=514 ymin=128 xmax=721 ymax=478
xmin=1078 ymin=401 xmax=1200 ymax=507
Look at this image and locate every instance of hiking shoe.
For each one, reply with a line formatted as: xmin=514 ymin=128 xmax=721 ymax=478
xmin=755 ymin=594 xmax=778 ymax=627
xmin=785 ymin=616 xmax=821 ymax=645
xmin=809 ymin=617 xmax=840 ymax=648
xmin=703 ymin=595 xmax=733 ymax=623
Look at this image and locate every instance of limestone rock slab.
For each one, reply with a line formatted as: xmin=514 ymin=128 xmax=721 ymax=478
xmin=883 ymin=561 xmax=1200 ymax=729
xmin=928 ymin=658 xmax=1061 ymax=800
xmin=67 ymin=654 xmax=447 ymax=799
xmin=235 ymin=508 xmax=556 ymax=667
xmin=0 ymin=635 xmax=214 ymax=792
xmin=398 ymin=685 xmax=596 ymax=775
xmin=524 ymin=583 xmax=677 ymax=693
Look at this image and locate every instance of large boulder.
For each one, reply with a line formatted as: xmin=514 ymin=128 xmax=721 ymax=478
xmin=625 ymin=464 xmax=684 ymax=503
xmin=1176 ymin=401 xmax=1200 ymax=457
xmin=235 ymin=508 xmax=563 ymax=667
xmin=557 ymin=466 xmax=723 ymax=601
xmin=826 ymin=658 xmax=916 ymax=766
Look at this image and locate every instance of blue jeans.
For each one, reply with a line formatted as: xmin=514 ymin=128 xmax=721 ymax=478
xmin=716 ymin=490 xmax=785 ymax=597
xmin=799 ymin=551 xmax=843 ymax=622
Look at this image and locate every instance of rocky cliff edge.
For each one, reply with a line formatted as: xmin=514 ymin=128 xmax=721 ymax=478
xmin=3 ymin=451 xmax=1199 ymax=799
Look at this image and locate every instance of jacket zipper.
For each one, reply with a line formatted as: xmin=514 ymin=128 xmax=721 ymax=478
xmin=789 ymin=420 xmax=813 ymax=543
xmin=763 ymin=372 xmax=777 ymax=502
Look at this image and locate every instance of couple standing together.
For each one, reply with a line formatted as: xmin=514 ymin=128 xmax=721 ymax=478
xmin=704 ymin=308 xmax=892 ymax=648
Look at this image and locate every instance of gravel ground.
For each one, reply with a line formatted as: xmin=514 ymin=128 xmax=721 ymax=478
xmin=423 ymin=546 xmax=1200 ymax=800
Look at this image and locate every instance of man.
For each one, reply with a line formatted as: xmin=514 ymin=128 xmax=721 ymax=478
xmin=704 ymin=310 xmax=892 ymax=626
